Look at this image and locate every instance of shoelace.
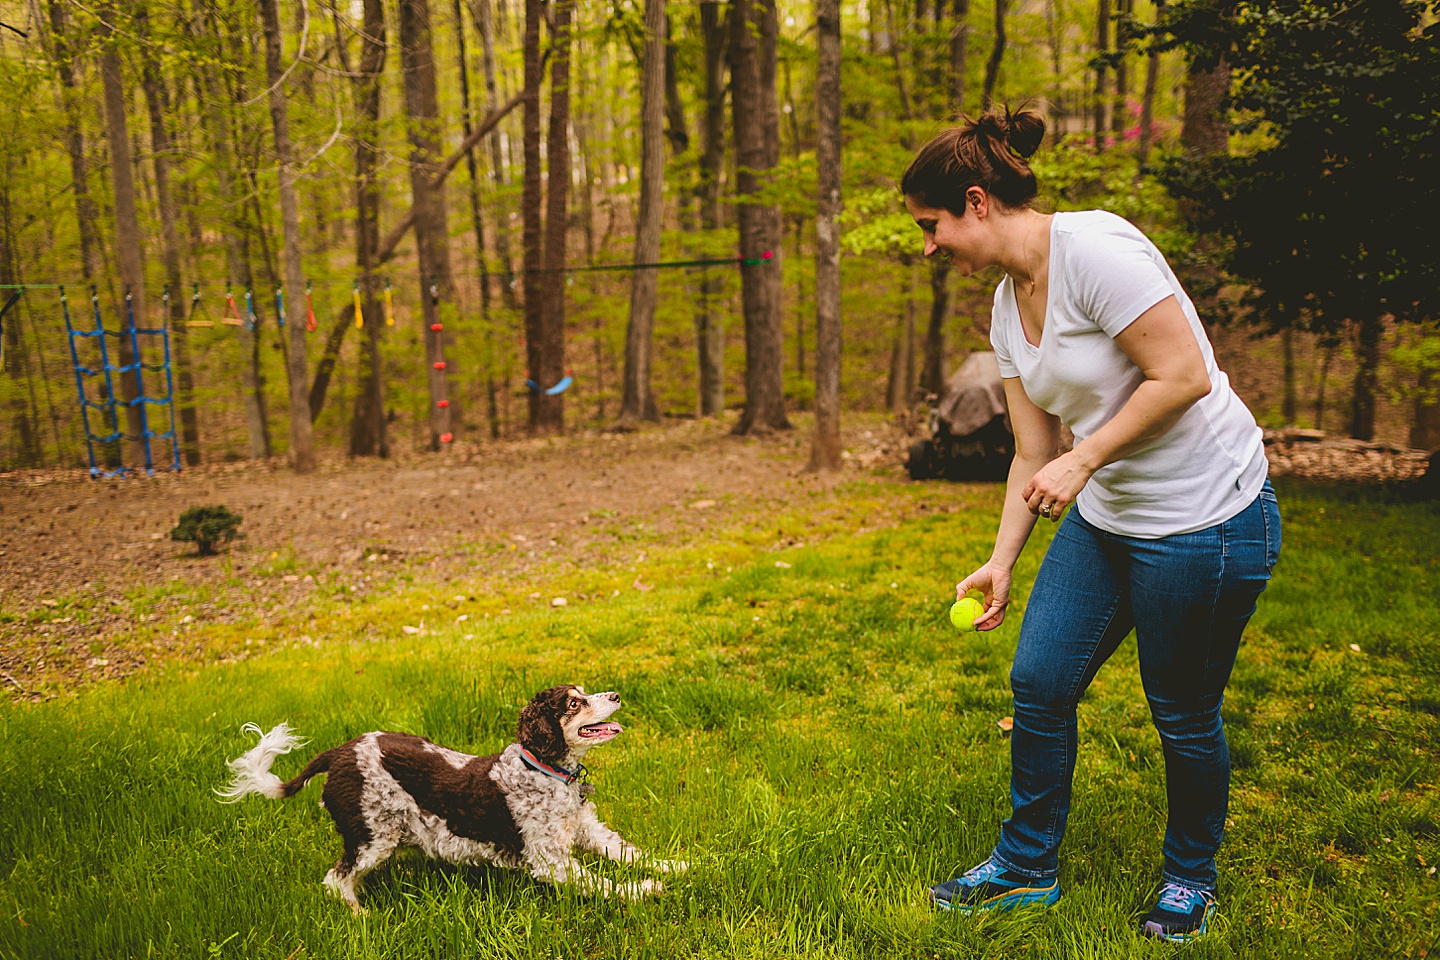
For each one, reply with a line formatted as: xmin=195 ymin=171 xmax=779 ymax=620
xmin=1157 ymin=882 xmax=1208 ymax=913
xmin=962 ymin=859 xmax=1004 ymax=884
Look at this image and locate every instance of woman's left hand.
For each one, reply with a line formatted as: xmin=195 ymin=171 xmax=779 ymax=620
xmin=1022 ymin=449 xmax=1094 ymax=523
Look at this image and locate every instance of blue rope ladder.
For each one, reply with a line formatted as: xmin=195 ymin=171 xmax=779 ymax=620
xmin=62 ymin=285 xmax=183 ymax=478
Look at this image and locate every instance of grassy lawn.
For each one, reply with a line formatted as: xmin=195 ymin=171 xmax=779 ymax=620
xmin=1 ymin=480 xmax=1436 ymax=959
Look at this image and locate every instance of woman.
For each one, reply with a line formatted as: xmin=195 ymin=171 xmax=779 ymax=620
xmin=902 ymin=108 xmax=1280 ymax=943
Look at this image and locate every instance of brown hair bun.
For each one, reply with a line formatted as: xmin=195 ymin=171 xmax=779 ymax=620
xmin=901 ymin=104 xmax=1047 ymax=215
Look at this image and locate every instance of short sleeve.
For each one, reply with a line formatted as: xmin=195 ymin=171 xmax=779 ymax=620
xmin=1066 ymin=224 xmax=1175 ymax=339
xmin=988 ymin=281 xmax=1019 ymax=378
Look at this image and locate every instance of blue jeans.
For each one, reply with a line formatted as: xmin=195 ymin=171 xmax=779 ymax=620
xmin=991 ymin=481 xmax=1281 ymax=890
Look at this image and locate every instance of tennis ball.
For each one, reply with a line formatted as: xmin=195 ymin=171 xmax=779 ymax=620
xmin=950 ymin=597 xmax=985 ymax=632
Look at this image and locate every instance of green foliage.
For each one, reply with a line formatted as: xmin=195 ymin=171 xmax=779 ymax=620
xmin=1160 ymin=0 xmax=1440 ymax=334
xmin=170 ymin=505 xmax=244 ymax=556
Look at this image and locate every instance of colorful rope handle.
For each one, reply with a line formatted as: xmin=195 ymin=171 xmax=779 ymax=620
xmin=384 ymin=282 xmax=395 ymax=326
xmin=305 ymin=283 xmax=317 ymax=332
xmin=275 ymin=288 xmax=286 ymax=328
xmin=353 ymin=283 xmax=363 ymax=329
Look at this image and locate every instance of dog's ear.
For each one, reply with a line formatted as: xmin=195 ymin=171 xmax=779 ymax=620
xmin=516 ymin=685 xmax=571 ymax=762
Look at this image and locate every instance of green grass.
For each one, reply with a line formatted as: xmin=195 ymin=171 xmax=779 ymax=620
xmin=1 ymin=482 xmax=1437 ymax=959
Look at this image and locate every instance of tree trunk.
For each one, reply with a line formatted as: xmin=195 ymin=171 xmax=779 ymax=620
xmin=98 ymin=6 xmax=147 ymax=466
xmin=0 ymin=172 xmax=41 ymax=467
xmin=696 ymin=0 xmax=728 ymax=417
xmin=1412 ymin=363 xmax=1440 ymax=452
xmin=259 ymin=0 xmax=318 ymax=472
xmin=1281 ymin=327 xmax=1297 ymax=424
xmin=201 ymin=14 xmax=272 ymax=459
xmin=1350 ymin=316 xmax=1382 ymax=441
xmin=473 ymin=0 xmax=517 ymax=310
xmin=539 ymin=0 xmax=573 ymax=429
xmin=1093 ymin=0 xmax=1109 ymax=146
xmin=920 ymin=259 xmax=950 ymax=396
xmin=950 ymin=0 xmax=970 ymax=115
xmin=1181 ymin=55 xmax=1229 ymax=156
xmin=808 ymin=0 xmax=842 ymax=472
xmin=521 ymin=0 xmax=550 ymax=432
xmin=1136 ymin=0 xmax=1162 ymax=165
xmin=454 ymin=0 xmax=498 ymax=442
xmin=981 ymin=0 xmax=1005 ymax=108
xmin=45 ymin=0 xmax=102 ymax=283
xmin=348 ymin=0 xmax=389 ymax=458
xmin=1112 ymin=0 xmax=1132 ymax=138
xmin=620 ymin=0 xmax=667 ymax=427
xmin=398 ymin=0 xmax=457 ymax=448
xmin=730 ymin=0 xmax=789 ymax=434
xmin=137 ymin=8 xmax=201 ymax=466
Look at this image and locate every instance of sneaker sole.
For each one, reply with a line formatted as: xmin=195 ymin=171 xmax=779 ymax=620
xmin=931 ymin=881 xmax=1061 ymax=915
xmin=1140 ymin=900 xmax=1217 ymax=943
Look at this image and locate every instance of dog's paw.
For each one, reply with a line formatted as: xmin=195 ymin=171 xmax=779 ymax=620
xmin=652 ymin=859 xmax=689 ymax=874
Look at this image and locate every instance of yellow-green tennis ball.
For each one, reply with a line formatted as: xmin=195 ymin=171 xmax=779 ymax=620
xmin=950 ymin=597 xmax=985 ymax=632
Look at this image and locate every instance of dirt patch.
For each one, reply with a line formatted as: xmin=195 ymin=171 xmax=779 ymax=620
xmin=0 ymin=415 xmax=916 ymax=697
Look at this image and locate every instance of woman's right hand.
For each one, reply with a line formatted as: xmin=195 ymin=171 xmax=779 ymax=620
xmin=957 ymin=562 xmax=1012 ymax=631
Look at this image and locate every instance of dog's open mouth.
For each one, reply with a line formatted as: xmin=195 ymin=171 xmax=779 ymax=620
xmin=579 ymin=722 xmax=622 ymax=739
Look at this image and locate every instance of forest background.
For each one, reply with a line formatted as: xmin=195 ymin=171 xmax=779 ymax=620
xmin=0 ymin=0 xmax=1437 ymax=473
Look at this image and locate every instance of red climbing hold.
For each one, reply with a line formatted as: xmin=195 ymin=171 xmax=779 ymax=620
xmin=440 ymin=432 xmax=454 ymax=443
xmin=430 ymin=323 xmax=443 ymax=332
xmin=437 ymin=399 xmax=450 ymax=408
xmin=433 ymin=361 xmax=447 ymax=370
xmin=761 ymin=250 xmax=774 ymax=260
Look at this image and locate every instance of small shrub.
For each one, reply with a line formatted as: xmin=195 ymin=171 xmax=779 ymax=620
xmin=170 ymin=505 xmax=243 ymax=556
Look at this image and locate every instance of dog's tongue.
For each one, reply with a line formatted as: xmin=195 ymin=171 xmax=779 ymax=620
xmin=581 ymin=722 xmax=623 ymax=738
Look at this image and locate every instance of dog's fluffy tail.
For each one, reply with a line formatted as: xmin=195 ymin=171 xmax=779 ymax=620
xmin=216 ymin=722 xmax=309 ymax=803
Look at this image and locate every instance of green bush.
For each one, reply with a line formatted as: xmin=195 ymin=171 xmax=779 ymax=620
xmin=170 ymin=505 xmax=243 ymax=556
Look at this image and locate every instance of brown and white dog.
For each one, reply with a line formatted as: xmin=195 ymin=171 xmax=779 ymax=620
xmin=218 ymin=685 xmax=684 ymax=912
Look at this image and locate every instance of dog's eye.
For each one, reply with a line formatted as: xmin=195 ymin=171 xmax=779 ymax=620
xmin=569 ymin=698 xmax=581 ymax=710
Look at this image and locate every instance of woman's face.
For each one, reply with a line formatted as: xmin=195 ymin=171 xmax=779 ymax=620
xmin=904 ymin=192 xmax=995 ymax=276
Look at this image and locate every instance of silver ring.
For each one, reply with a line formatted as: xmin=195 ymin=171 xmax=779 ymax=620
xmin=1040 ymin=503 xmax=1052 ymax=516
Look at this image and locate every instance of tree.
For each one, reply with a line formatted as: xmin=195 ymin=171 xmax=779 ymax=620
xmin=695 ymin=1 xmax=728 ymax=417
xmin=730 ymin=0 xmax=790 ymax=434
xmin=398 ymin=0 xmax=456 ymax=449
xmin=539 ymin=0 xmax=573 ymax=428
xmin=809 ymin=0 xmax=843 ymax=471
xmin=619 ymin=0 xmax=667 ymax=427
xmin=521 ymin=0 xmax=552 ymax=432
xmin=1163 ymin=0 xmax=1440 ymax=441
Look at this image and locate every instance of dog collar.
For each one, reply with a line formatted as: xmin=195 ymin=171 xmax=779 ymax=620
xmin=518 ymin=747 xmax=588 ymax=786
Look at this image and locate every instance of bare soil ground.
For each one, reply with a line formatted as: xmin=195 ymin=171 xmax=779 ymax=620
xmin=0 ymin=415 xmax=914 ymax=697
xmin=1 ymin=412 xmax=1427 ymax=700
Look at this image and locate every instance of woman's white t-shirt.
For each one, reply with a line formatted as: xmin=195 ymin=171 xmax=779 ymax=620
xmin=989 ymin=210 xmax=1267 ymax=539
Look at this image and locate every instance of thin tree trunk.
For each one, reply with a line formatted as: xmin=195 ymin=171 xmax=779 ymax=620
xmin=539 ymin=0 xmax=572 ymax=429
xmin=809 ymin=0 xmax=842 ymax=472
xmin=921 ymin=259 xmax=950 ymax=396
xmin=696 ymin=0 xmax=728 ymax=416
xmin=950 ymin=0 xmax=970 ymax=114
xmin=730 ymin=0 xmax=789 ymax=434
xmin=347 ymin=0 xmax=389 ymax=457
xmin=137 ymin=7 xmax=201 ymax=466
xmin=884 ymin=0 xmax=916 ymax=143
xmin=521 ymin=0 xmax=548 ymax=432
xmin=1281 ymin=327 xmax=1297 ymax=424
xmin=1136 ymin=0 xmax=1162 ymax=165
xmin=1350 ymin=316 xmax=1382 ymax=441
xmin=259 ymin=0 xmax=318 ymax=472
xmin=200 ymin=12 xmax=272 ymax=458
xmin=620 ymin=0 xmax=667 ymax=427
xmin=454 ymin=0 xmax=499 ymax=441
xmin=886 ymin=268 xmax=915 ymax=410
xmin=1112 ymin=0 xmax=1132 ymax=138
xmin=1412 ymin=360 xmax=1440 ymax=452
xmin=1314 ymin=339 xmax=1335 ymax=431
xmin=98 ymin=5 xmax=147 ymax=466
xmin=0 ymin=170 xmax=41 ymax=467
xmin=44 ymin=0 xmax=102 ymax=283
xmin=981 ymin=0 xmax=1006 ymax=107
xmin=473 ymin=0 xmax=517 ymax=310
xmin=398 ymin=0 xmax=457 ymax=448
xmin=1093 ymin=0 xmax=1109 ymax=146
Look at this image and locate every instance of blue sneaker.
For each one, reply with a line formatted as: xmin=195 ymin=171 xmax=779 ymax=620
xmin=928 ymin=857 xmax=1061 ymax=914
xmin=1141 ymin=882 xmax=1217 ymax=942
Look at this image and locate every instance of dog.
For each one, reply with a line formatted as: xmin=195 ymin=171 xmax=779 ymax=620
xmin=218 ymin=685 xmax=684 ymax=911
